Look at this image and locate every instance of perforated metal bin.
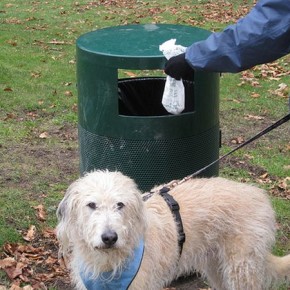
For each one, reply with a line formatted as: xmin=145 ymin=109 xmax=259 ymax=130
xmin=77 ymin=24 xmax=220 ymax=191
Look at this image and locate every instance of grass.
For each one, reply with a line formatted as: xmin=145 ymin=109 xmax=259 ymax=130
xmin=1 ymin=0 xmax=290 ymax=289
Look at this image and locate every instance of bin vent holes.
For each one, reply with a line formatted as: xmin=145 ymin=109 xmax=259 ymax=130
xmin=118 ymin=77 xmax=195 ymax=116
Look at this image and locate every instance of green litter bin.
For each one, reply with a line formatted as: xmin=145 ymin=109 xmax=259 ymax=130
xmin=77 ymin=24 xmax=220 ymax=191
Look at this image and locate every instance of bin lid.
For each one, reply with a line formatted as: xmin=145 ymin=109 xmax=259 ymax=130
xmin=77 ymin=24 xmax=211 ymax=69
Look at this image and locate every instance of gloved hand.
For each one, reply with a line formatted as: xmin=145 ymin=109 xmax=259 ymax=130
xmin=164 ymin=53 xmax=194 ymax=81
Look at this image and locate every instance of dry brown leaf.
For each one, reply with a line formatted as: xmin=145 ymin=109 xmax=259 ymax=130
xmin=278 ymin=177 xmax=290 ymax=190
xmin=4 ymin=113 xmax=16 ymax=120
xmin=244 ymin=114 xmax=264 ymax=120
xmin=6 ymin=39 xmax=17 ymax=46
xmin=259 ymin=172 xmax=269 ymax=179
xmin=71 ymin=103 xmax=78 ymax=112
xmin=23 ymin=225 xmax=36 ymax=242
xmin=9 ymin=285 xmax=22 ymax=290
xmin=124 ymin=71 xmax=137 ymax=77
xmin=272 ymin=82 xmax=289 ymax=98
xmin=39 ymin=132 xmax=49 ymax=139
xmin=31 ymin=71 xmax=41 ymax=78
xmin=22 ymin=286 xmax=34 ymax=290
xmin=231 ymin=136 xmax=244 ymax=144
xmin=251 ymin=92 xmax=260 ymax=98
xmin=4 ymin=264 xmax=22 ymax=280
xmin=33 ymin=204 xmax=46 ymax=221
xmin=48 ymin=39 xmax=65 ymax=45
xmin=42 ymin=228 xmax=56 ymax=239
xmin=0 ymin=257 xmax=16 ymax=269
xmin=64 ymin=90 xmax=73 ymax=96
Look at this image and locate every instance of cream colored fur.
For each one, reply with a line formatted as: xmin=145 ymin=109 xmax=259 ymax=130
xmin=56 ymin=170 xmax=290 ymax=290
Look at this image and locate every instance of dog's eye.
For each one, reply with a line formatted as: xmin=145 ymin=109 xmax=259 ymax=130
xmin=116 ymin=202 xmax=125 ymax=210
xmin=87 ymin=202 xmax=97 ymax=210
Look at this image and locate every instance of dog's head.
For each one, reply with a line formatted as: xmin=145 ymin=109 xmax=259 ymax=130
xmin=56 ymin=170 xmax=147 ymax=256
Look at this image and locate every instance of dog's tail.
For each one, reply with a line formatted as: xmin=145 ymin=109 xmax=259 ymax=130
xmin=268 ymin=253 xmax=290 ymax=286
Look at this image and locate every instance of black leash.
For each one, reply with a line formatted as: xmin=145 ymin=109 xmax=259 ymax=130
xmin=183 ymin=112 xmax=290 ymax=181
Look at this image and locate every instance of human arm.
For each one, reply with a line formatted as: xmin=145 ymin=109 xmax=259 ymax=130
xmin=165 ymin=0 xmax=290 ymax=76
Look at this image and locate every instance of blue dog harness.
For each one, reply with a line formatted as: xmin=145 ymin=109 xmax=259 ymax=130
xmin=80 ymin=239 xmax=144 ymax=290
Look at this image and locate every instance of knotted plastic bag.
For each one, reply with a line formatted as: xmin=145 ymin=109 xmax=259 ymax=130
xmin=159 ymin=39 xmax=187 ymax=115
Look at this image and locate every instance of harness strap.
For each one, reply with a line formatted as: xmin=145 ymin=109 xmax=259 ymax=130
xmin=159 ymin=187 xmax=186 ymax=256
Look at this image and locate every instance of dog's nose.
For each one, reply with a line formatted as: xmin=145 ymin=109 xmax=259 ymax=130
xmin=101 ymin=230 xmax=118 ymax=246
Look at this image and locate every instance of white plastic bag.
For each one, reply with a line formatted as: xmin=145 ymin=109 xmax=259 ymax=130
xmin=159 ymin=39 xmax=187 ymax=115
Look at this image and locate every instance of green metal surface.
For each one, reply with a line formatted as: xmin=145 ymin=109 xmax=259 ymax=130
xmin=77 ymin=24 xmax=220 ymax=191
xmin=77 ymin=24 xmax=211 ymax=69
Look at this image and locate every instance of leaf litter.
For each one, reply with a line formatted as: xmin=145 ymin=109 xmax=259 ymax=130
xmin=0 ymin=228 xmax=70 ymax=290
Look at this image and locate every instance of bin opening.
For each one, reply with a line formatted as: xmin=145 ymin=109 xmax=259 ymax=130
xmin=118 ymin=77 xmax=194 ymax=116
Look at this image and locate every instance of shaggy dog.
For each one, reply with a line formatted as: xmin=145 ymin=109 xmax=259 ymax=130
xmin=56 ymin=170 xmax=290 ymax=290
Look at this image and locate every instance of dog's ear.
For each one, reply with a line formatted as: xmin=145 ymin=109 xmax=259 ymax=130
xmin=56 ymin=197 xmax=70 ymax=259
xmin=56 ymin=195 xmax=68 ymax=221
xmin=56 ymin=192 xmax=71 ymax=255
xmin=56 ymin=181 xmax=80 ymax=257
xmin=56 ymin=180 xmax=79 ymax=222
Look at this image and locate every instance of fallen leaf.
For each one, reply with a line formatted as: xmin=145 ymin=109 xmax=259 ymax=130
xmin=23 ymin=286 xmax=34 ymax=290
xmin=259 ymin=172 xmax=269 ymax=179
xmin=251 ymin=92 xmax=260 ymax=98
xmin=42 ymin=228 xmax=56 ymax=239
xmin=4 ymin=264 xmax=23 ymax=279
xmin=48 ymin=39 xmax=71 ymax=45
xmin=48 ymin=39 xmax=65 ymax=45
xmin=4 ymin=113 xmax=16 ymax=120
xmin=23 ymin=225 xmax=36 ymax=242
xmin=243 ymin=154 xmax=254 ymax=159
xmin=9 ymin=284 xmax=22 ymax=290
xmin=278 ymin=177 xmax=290 ymax=190
xmin=26 ymin=111 xmax=38 ymax=119
xmin=6 ymin=39 xmax=17 ymax=46
xmin=39 ymin=132 xmax=49 ymax=139
xmin=244 ymin=114 xmax=264 ymax=120
xmin=231 ymin=136 xmax=244 ymax=144
xmin=124 ymin=71 xmax=137 ymax=77
xmin=64 ymin=90 xmax=73 ymax=96
xmin=272 ymin=82 xmax=289 ymax=98
xmin=71 ymin=103 xmax=78 ymax=112
xmin=0 ymin=257 xmax=16 ymax=269
xmin=33 ymin=204 xmax=46 ymax=221
xmin=31 ymin=71 xmax=41 ymax=78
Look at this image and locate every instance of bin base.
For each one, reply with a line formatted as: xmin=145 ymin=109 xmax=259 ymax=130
xmin=79 ymin=125 xmax=219 ymax=191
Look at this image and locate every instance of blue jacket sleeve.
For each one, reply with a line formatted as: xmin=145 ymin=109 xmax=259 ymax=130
xmin=185 ymin=0 xmax=290 ymax=73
